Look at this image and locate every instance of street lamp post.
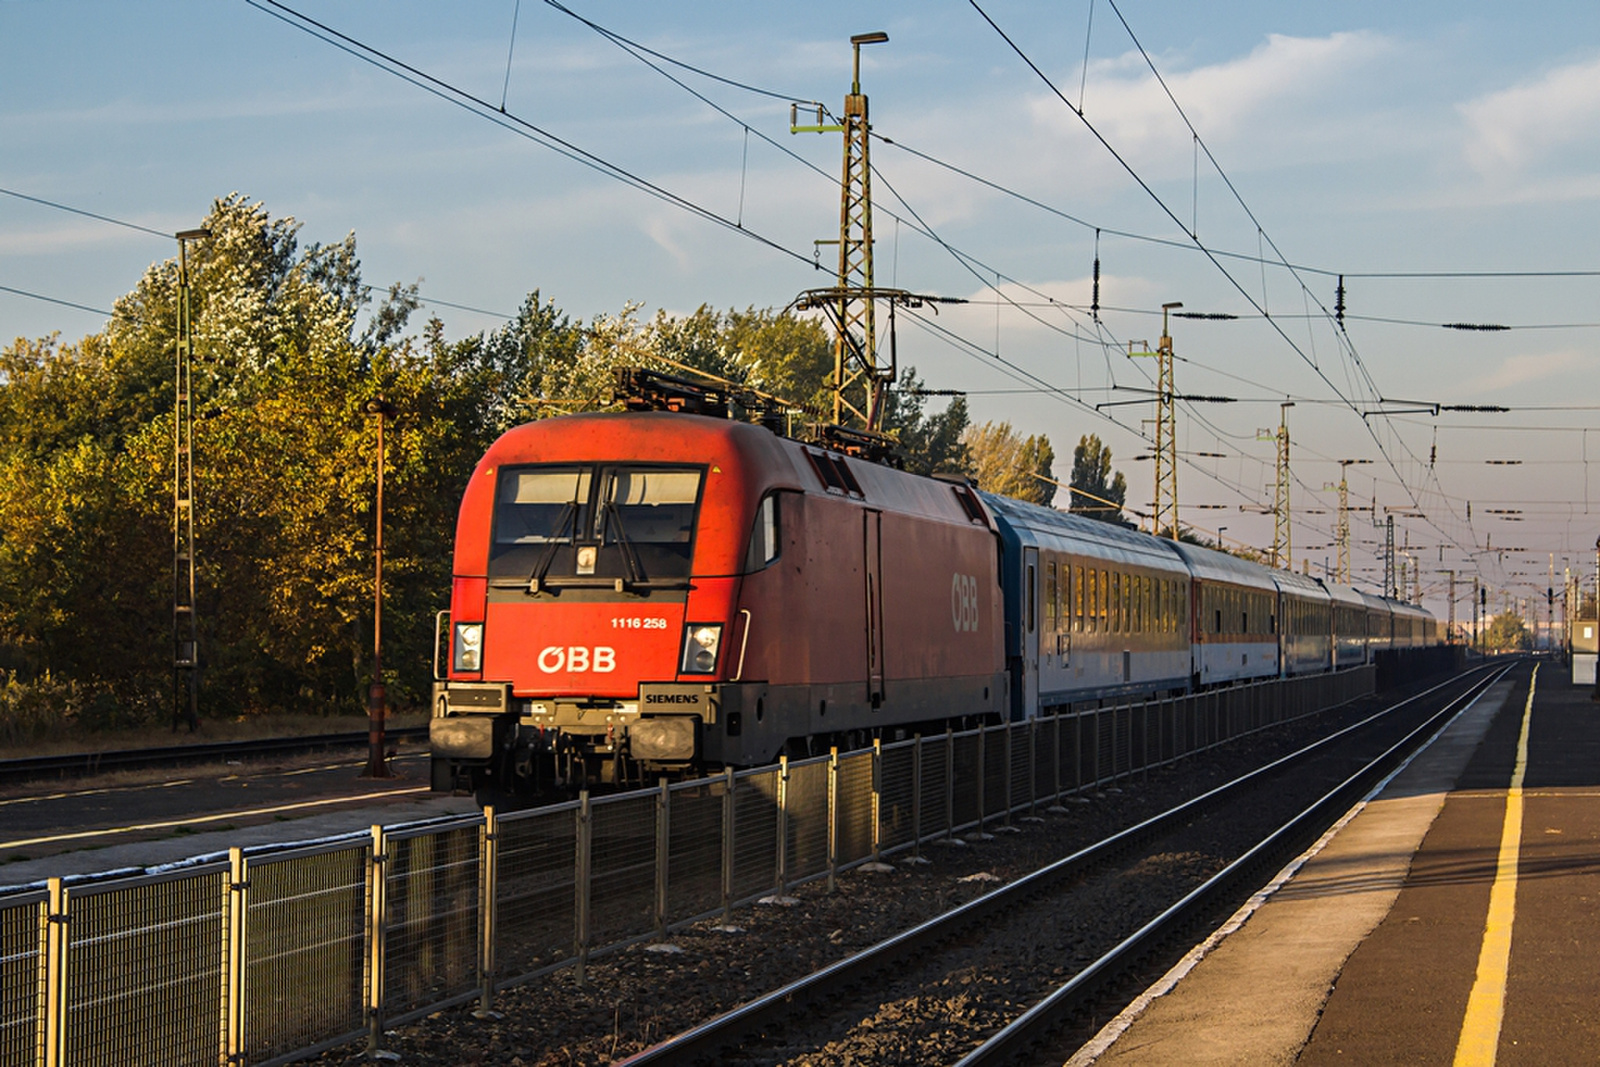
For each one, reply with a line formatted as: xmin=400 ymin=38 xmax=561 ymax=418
xmin=362 ymin=398 xmax=398 ymax=778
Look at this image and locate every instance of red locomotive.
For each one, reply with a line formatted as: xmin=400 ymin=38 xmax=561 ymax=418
xmin=430 ymin=379 xmax=1006 ymax=801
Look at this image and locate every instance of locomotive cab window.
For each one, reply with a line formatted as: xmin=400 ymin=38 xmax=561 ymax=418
xmin=489 ymin=463 xmax=704 ymax=590
xmin=743 ymin=493 xmax=784 ymax=572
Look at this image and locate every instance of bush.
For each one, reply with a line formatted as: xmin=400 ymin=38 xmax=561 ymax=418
xmin=0 ymin=670 xmax=157 ymax=745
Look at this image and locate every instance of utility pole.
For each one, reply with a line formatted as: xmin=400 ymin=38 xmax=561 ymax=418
xmin=1473 ymin=577 xmax=1481 ymax=651
xmin=1331 ymin=458 xmax=1371 ymax=584
xmin=1383 ymin=515 xmax=1396 ymax=597
xmin=1261 ymin=402 xmax=1293 ymax=568
xmin=1441 ymin=570 xmax=1456 ymax=641
xmin=790 ymin=32 xmax=907 ymax=433
xmin=361 ymin=398 xmax=397 ymax=779
xmin=1128 ymin=302 xmax=1183 ymax=538
xmin=172 ymin=226 xmax=210 ymax=733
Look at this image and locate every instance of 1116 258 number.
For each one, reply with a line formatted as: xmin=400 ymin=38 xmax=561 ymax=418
xmin=611 ymin=617 xmax=668 ymax=630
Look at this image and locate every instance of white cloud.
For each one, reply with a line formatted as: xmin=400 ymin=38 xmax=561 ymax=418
xmin=1463 ymin=348 xmax=1592 ymax=394
xmin=1026 ymin=31 xmax=1395 ymax=177
xmin=1460 ymin=56 xmax=1600 ymax=176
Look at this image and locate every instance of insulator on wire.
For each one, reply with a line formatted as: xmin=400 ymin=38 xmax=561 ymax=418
xmin=1334 ymin=275 xmax=1346 ymax=328
xmin=1091 ymin=229 xmax=1101 ymax=323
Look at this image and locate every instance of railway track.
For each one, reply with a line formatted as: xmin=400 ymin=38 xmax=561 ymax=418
xmin=0 ymin=726 xmax=427 ymax=786
xmin=616 ymin=662 xmax=1510 ymax=1066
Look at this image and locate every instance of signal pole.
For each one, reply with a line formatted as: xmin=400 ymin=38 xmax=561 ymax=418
xmin=172 ymin=226 xmax=210 ymax=733
xmin=1128 ymin=303 xmax=1182 ymax=538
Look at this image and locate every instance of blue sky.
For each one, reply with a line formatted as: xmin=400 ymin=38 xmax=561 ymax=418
xmin=6 ymin=0 xmax=1600 ymax=617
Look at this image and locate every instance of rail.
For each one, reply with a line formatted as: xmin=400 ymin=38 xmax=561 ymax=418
xmin=0 ymin=667 xmax=1375 ymax=1066
xmin=0 ymin=727 xmax=428 ymax=786
xmin=955 ymin=661 xmax=1511 ymax=1065
xmin=615 ymin=664 xmax=1503 ymax=1066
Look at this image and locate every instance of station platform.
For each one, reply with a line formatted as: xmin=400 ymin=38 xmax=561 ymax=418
xmin=1077 ymin=659 xmax=1600 ymax=1065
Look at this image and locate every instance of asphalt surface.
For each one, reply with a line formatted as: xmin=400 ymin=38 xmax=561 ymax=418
xmin=1301 ymin=662 xmax=1600 ymax=1064
xmin=1086 ymin=659 xmax=1600 ymax=1065
xmin=0 ymin=745 xmax=477 ymax=890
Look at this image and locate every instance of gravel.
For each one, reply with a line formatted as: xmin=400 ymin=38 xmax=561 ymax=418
xmin=311 ymin=686 xmax=1434 ymax=1067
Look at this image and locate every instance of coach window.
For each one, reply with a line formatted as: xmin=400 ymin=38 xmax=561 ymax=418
xmin=1087 ymin=569 xmax=1098 ymax=633
xmin=1061 ymin=562 xmax=1071 ymax=632
xmin=743 ymin=493 xmax=783 ymax=572
xmin=1073 ymin=565 xmax=1084 ymax=632
xmin=1046 ymin=561 xmax=1058 ymax=631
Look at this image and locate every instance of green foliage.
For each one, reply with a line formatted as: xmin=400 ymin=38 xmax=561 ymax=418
xmin=962 ymin=421 xmax=1056 ymax=505
xmin=1484 ymin=612 xmax=1531 ymax=652
xmin=0 ymin=194 xmax=974 ymax=724
xmin=1069 ymin=434 xmax=1129 ymax=525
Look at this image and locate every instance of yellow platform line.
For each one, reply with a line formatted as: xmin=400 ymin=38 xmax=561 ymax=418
xmin=1453 ymin=663 xmax=1537 ymax=1067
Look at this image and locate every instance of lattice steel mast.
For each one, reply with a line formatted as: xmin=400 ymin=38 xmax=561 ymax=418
xmin=790 ymin=32 xmax=965 ymax=441
xmin=172 ymin=227 xmax=209 ymax=732
xmin=1129 ymin=303 xmax=1182 ymax=538
xmin=1271 ymin=402 xmax=1294 ymax=569
xmin=1332 ymin=458 xmax=1371 ymax=584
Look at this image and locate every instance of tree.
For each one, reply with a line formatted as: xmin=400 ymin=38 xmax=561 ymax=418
xmin=1069 ymin=434 xmax=1129 ymax=525
xmin=1484 ymin=612 xmax=1531 ymax=652
xmin=0 ymin=194 xmax=514 ymax=719
xmin=962 ymin=421 xmax=1055 ymax=505
xmin=878 ymin=369 xmax=970 ymax=476
xmin=0 ymin=194 xmax=977 ymax=722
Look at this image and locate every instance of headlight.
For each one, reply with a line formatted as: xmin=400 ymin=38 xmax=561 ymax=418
xmin=680 ymin=624 xmax=722 ymax=674
xmin=453 ymin=622 xmax=484 ymax=672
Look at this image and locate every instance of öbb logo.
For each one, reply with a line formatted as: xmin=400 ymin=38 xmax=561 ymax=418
xmin=951 ymin=573 xmax=980 ymax=632
xmin=538 ymin=646 xmax=617 ymax=673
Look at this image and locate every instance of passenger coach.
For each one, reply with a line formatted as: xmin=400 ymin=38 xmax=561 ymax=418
xmin=982 ymin=494 xmax=1190 ymax=715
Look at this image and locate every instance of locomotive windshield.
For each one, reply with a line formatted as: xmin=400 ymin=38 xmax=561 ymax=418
xmin=490 ymin=463 xmax=703 ymax=589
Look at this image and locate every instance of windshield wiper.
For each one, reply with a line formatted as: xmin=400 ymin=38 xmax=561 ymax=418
xmin=603 ymin=501 xmax=646 ymax=587
xmin=527 ymin=502 xmax=576 ymax=592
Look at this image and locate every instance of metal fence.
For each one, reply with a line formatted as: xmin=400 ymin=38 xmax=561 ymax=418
xmin=0 ymin=666 xmax=1372 ymax=1066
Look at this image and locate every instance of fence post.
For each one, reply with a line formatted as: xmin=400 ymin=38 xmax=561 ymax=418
xmin=944 ymin=727 xmax=955 ymax=841
xmin=1027 ymin=718 xmax=1038 ymax=816
xmin=721 ymin=767 xmax=736 ymax=925
xmin=41 ymin=877 xmax=68 ymax=1067
xmin=975 ymin=725 xmax=987 ymax=833
xmin=366 ymin=825 xmax=388 ymax=1055
xmin=654 ymin=780 xmax=670 ymax=939
xmin=870 ymin=738 xmax=883 ymax=863
xmin=478 ymin=806 xmax=498 ymax=1013
xmin=1002 ymin=723 xmax=1013 ymax=826
xmin=1052 ymin=712 xmax=1062 ymax=804
xmin=1093 ymin=709 xmax=1102 ymax=789
xmin=827 ymin=748 xmax=840 ymax=893
xmin=1141 ymin=700 xmax=1149 ymax=779
xmin=1111 ymin=704 xmax=1120 ymax=779
xmin=574 ymin=792 xmax=591 ymax=986
xmin=911 ymin=734 xmax=923 ymax=863
xmin=776 ymin=757 xmax=790 ymax=897
xmin=224 ymin=847 xmax=249 ymax=1062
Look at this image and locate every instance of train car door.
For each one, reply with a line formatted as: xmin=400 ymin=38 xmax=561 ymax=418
xmin=1023 ymin=547 xmax=1039 ymax=716
xmin=864 ymin=509 xmax=884 ymax=707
